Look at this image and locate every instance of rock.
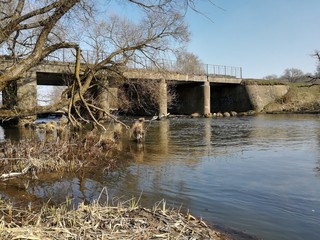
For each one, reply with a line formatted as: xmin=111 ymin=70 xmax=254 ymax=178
xmin=223 ymin=112 xmax=231 ymax=117
xmin=216 ymin=112 xmax=223 ymax=117
xmin=204 ymin=112 xmax=212 ymax=118
xmin=230 ymin=111 xmax=237 ymax=116
xmin=191 ymin=113 xmax=200 ymax=118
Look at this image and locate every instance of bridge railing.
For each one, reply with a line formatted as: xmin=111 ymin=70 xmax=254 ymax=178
xmin=1 ymin=48 xmax=242 ymax=78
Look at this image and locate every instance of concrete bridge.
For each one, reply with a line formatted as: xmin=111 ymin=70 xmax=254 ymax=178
xmin=1 ymin=52 xmax=259 ymax=120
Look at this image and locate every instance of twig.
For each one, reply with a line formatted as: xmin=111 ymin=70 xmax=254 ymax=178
xmin=86 ymin=103 xmax=130 ymax=129
xmin=0 ymin=158 xmax=28 ymax=161
xmin=0 ymin=163 xmax=32 ymax=179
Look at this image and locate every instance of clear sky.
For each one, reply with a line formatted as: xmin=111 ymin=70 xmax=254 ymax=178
xmin=185 ymin=0 xmax=320 ymax=79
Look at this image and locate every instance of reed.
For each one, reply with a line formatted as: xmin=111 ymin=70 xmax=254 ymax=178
xmin=0 ymin=197 xmax=224 ymax=240
xmin=0 ymin=132 xmax=118 ymax=179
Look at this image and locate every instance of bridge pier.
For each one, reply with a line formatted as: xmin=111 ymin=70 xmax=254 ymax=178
xmin=158 ymin=78 xmax=167 ymax=117
xmin=2 ymin=71 xmax=37 ymax=126
xmin=17 ymin=72 xmax=37 ymax=126
xmin=97 ymin=80 xmax=110 ymax=120
xmin=203 ymin=81 xmax=211 ymax=115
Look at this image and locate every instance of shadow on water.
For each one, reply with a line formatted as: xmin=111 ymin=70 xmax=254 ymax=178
xmin=1 ymin=114 xmax=320 ymax=240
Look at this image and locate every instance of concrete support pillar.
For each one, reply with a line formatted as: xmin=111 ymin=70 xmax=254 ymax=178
xmin=203 ymin=81 xmax=211 ymax=115
xmin=2 ymin=81 xmax=18 ymax=109
xmin=17 ymin=71 xmax=37 ymax=126
xmin=158 ymin=78 xmax=167 ymax=116
xmin=17 ymin=71 xmax=37 ymax=110
xmin=97 ymin=80 xmax=110 ymax=120
xmin=108 ymin=87 xmax=118 ymax=110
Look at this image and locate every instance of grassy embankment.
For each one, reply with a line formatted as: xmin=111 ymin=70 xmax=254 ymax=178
xmin=243 ymin=79 xmax=320 ymax=113
xmin=263 ymin=83 xmax=320 ymax=113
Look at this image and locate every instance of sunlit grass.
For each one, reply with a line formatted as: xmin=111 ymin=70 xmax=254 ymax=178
xmin=0 ymin=196 xmax=223 ymax=240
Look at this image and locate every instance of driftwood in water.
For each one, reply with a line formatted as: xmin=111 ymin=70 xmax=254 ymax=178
xmin=0 ymin=163 xmax=32 ymax=179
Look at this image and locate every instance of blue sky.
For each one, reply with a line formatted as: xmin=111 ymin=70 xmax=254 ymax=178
xmin=186 ymin=0 xmax=320 ymax=78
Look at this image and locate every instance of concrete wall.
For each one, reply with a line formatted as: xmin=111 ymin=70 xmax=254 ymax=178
xmin=245 ymin=84 xmax=289 ymax=112
xmin=108 ymin=87 xmax=118 ymax=110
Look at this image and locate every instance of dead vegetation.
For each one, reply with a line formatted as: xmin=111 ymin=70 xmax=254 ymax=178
xmin=0 ymin=197 xmax=225 ymax=240
xmin=0 ymin=129 xmax=119 ymax=180
xmin=263 ymin=84 xmax=320 ymax=113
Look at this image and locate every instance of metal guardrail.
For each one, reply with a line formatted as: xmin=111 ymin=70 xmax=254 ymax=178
xmin=0 ymin=48 xmax=242 ymax=78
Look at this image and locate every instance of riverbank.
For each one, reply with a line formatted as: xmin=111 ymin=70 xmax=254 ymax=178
xmin=263 ymin=83 xmax=320 ymax=114
xmin=0 ymin=197 xmax=234 ymax=240
xmin=0 ymin=129 xmax=118 ymax=180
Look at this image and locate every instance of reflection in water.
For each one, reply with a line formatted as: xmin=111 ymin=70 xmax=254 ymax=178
xmin=0 ymin=125 xmax=4 ymax=141
xmin=1 ymin=114 xmax=320 ymax=240
xmin=158 ymin=120 xmax=169 ymax=154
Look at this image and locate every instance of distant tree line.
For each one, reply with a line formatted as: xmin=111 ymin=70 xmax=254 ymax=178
xmin=263 ymin=50 xmax=320 ymax=83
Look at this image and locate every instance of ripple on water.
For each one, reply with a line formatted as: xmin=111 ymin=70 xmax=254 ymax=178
xmin=1 ymin=114 xmax=320 ymax=240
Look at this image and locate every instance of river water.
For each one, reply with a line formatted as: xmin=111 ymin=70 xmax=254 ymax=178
xmin=1 ymin=114 xmax=320 ymax=239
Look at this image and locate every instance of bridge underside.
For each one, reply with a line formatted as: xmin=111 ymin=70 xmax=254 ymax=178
xmin=36 ymin=72 xmax=71 ymax=86
xmin=169 ymin=81 xmax=252 ymax=115
xmin=210 ymin=83 xmax=253 ymax=113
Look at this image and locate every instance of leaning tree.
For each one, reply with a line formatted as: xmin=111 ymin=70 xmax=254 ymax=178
xmin=0 ymin=0 xmax=207 ymax=126
xmin=311 ymin=50 xmax=320 ymax=80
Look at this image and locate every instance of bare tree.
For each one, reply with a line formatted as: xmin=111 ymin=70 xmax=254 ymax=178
xmin=263 ymin=74 xmax=278 ymax=80
xmin=0 ymin=0 xmax=82 ymax=89
xmin=175 ymin=50 xmax=205 ymax=74
xmin=312 ymin=50 xmax=320 ymax=79
xmin=0 ymin=0 xmax=205 ymax=126
xmin=281 ymin=68 xmax=306 ymax=83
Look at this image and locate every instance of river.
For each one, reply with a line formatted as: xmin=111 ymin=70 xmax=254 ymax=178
xmin=1 ymin=114 xmax=320 ymax=239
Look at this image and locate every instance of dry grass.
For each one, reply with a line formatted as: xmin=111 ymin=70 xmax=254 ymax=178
xmin=0 ymin=197 xmax=225 ymax=240
xmin=242 ymin=79 xmax=286 ymax=86
xmin=0 ymin=131 xmax=118 ymax=179
xmin=264 ymin=84 xmax=320 ymax=113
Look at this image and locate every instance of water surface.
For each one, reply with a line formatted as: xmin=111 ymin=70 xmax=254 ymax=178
xmin=1 ymin=114 xmax=320 ymax=240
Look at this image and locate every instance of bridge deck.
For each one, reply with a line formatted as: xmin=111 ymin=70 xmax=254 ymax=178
xmin=1 ymin=59 xmax=242 ymax=86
